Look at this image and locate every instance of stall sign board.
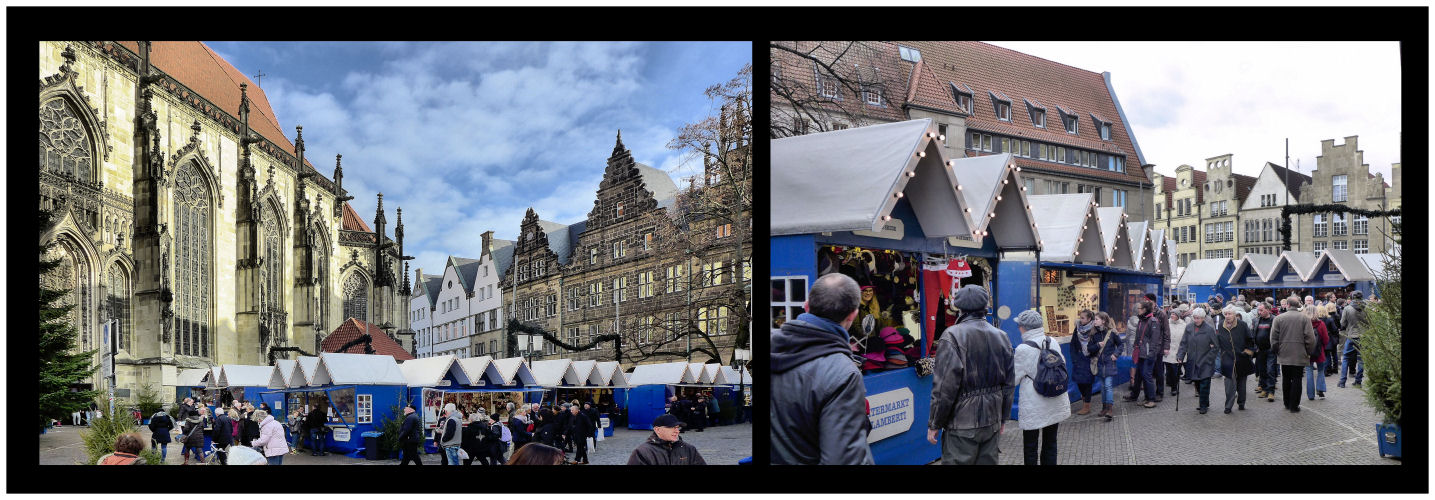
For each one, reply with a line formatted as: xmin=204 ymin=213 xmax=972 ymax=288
xmin=865 ymin=387 xmax=915 ymax=443
xmin=600 ymin=417 xmax=610 ymax=429
xmin=854 ymin=219 xmax=904 ymax=240
xmin=332 ymin=427 xmax=351 ymax=442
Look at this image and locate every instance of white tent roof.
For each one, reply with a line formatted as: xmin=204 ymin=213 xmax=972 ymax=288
xmin=1272 ymin=251 xmax=1318 ymax=281
xmin=1232 ymin=253 xmax=1281 ymax=282
xmin=1026 ymin=193 xmax=1103 ymax=263
xmin=490 ymin=357 xmax=538 ymax=386
xmin=270 ymin=360 xmax=296 ymax=389
xmin=1094 ymin=207 xmax=1134 ymax=268
xmin=955 ymin=154 xmax=1041 ymax=248
xmin=1306 ymin=249 xmax=1376 ymax=282
xmin=311 ymin=353 xmax=407 ymax=386
xmin=594 ymin=361 xmax=628 ymax=387
xmin=627 ymin=361 xmax=699 ymax=386
xmin=771 ymin=119 xmax=973 ymax=238
xmin=687 ymin=363 xmax=710 ymax=384
xmin=217 ymin=364 xmax=278 ymax=388
xmin=455 ymin=356 xmax=505 ymax=386
xmin=1166 ymin=242 xmax=1179 ymax=277
xmin=293 ymin=356 xmax=321 ymax=388
xmin=1128 ymin=221 xmax=1156 ymax=273
xmin=530 ymin=359 xmax=575 ymax=387
xmin=399 ymin=354 xmax=472 ymax=387
xmin=1150 ymin=230 xmax=1174 ymax=276
xmin=569 ymin=360 xmax=604 ymax=386
xmin=1357 ymin=253 xmax=1389 ymax=279
xmin=1175 ymin=259 xmax=1233 ymax=286
xmin=176 ymin=368 xmax=212 ymax=388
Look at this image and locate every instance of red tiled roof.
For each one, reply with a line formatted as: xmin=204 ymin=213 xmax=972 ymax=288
xmin=1191 ymin=169 xmax=1208 ymax=204
xmin=900 ymin=41 xmax=1148 ymax=185
xmin=1233 ymin=173 xmax=1258 ymax=204
xmin=116 ymin=42 xmax=319 ymax=176
xmin=1010 ymin=157 xmax=1148 ymax=185
xmin=904 ymin=59 xmax=962 ymax=115
xmin=1163 ymin=177 xmax=1176 ymax=206
xmin=323 ymin=318 xmax=414 ymax=360
xmin=769 ymin=41 xmax=910 ymax=125
xmin=341 ymin=202 xmax=372 ymax=232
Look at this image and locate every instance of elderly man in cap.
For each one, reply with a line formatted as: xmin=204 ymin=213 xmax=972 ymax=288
xmin=771 ymin=273 xmax=875 ymax=465
xmin=626 ymin=414 xmax=707 ymax=465
xmin=927 ymin=284 xmax=1015 ymax=465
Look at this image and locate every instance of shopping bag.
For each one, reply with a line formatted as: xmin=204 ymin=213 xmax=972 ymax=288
xmin=595 ymin=428 xmax=604 ymax=442
xmin=587 ymin=436 xmax=596 ymax=449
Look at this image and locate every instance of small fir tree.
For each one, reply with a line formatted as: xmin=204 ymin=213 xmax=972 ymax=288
xmin=1362 ymin=219 xmax=1401 ymax=426
xmin=38 ymin=209 xmax=102 ymax=429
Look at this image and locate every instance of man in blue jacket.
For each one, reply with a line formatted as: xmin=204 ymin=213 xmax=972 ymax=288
xmin=770 ymin=273 xmax=875 ymax=465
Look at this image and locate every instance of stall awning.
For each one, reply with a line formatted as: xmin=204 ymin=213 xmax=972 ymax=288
xmin=292 ymin=356 xmax=321 ymax=388
xmin=962 ymin=154 xmax=1040 ymax=248
xmin=1094 ymin=207 xmax=1134 ymax=268
xmin=1357 ymin=253 xmax=1390 ymax=278
xmin=271 ymin=360 xmax=297 ymax=389
xmin=531 ymin=359 xmax=575 ymax=387
xmin=771 ymin=118 xmax=973 ymax=238
xmin=1232 ymin=253 xmax=1281 ymax=283
xmin=311 ymin=352 xmax=407 ymax=386
xmin=1128 ymin=220 xmax=1156 ymax=273
xmin=594 ymin=361 xmax=629 ymax=388
xmin=217 ymin=365 xmax=276 ymax=389
xmin=1176 ymin=258 xmax=1234 ymax=286
xmin=1309 ymin=249 xmax=1376 ymax=283
xmin=399 ymin=354 xmax=474 ymax=387
xmin=627 ymin=361 xmax=700 ymax=386
xmin=455 ymin=356 xmax=500 ymax=386
xmin=1040 ymin=261 xmax=1163 ymax=277
xmin=437 ymin=387 xmax=548 ymax=394
xmin=490 ymin=357 xmax=538 ymax=387
xmin=1230 ymin=282 xmax=1352 ymax=290
xmin=1027 ymin=193 xmax=1103 ymax=264
xmin=176 ymin=368 xmax=212 ymax=388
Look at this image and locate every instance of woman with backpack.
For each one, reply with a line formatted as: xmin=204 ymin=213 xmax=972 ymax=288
xmin=1011 ymin=309 xmax=1071 ymax=466
xmin=1176 ymin=307 xmax=1220 ymax=414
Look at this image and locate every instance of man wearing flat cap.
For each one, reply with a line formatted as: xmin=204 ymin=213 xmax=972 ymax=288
xmin=626 ymin=414 xmax=707 ymax=465
xmin=927 ymin=284 xmax=1015 ymax=465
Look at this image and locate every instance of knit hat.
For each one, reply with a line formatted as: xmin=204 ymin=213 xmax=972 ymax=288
xmin=1015 ymin=309 xmax=1044 ymax=329
xmin=951 ymin=284 xmax=990 ymax=311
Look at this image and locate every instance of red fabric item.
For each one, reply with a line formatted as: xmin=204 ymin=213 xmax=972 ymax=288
xmin=1311 ymin=318 xmax=1330 ymax=364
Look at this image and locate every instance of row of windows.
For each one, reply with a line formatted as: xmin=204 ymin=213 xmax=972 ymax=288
xmin=940 ymin=81 xmax=1114 ymax=141
xmin=1312 ymin=240 xmax=1369 ymax=256
xmin=967 ymin=133 xmax=1125 ymax=173
xmin=1204 ymin=221 xmax=1234 ymax=243
xmin=1204 ymin=248 xmax=1234 ymax=259
xmin=1243 ymin=218 xmax=1282 ymax=243
xmin=1209 ymin=201 xmax=1230 ymax=217
xmin=1313 ymin=213 xmax=1367 ymax=238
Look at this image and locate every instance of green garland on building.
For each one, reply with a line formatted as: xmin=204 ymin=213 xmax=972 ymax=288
xmin=1279 ymin=204 xmax=1401 ymax=251
xmin=506 ymin=319 xmax=622 ymax=360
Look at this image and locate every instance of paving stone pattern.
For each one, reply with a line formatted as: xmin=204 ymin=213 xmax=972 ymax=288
xmin=978 ymin=374 xmax=1398 ymax=465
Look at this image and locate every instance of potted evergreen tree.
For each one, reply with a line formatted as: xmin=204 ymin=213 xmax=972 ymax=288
xmin=1363 ymin=224 xmax=1401 ymax=458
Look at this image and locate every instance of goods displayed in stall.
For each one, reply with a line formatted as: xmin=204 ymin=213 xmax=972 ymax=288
xmin=1038 ymin=269 xmax=1100 ymax=337
xmin=923 ymin=254 xmax=992 ymax=350
xmin=816 ymin=245 xmax=923 ymax=373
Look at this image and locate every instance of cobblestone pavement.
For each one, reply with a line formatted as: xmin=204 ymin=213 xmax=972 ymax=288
xmin=40 ymin=421 xmax=752 ymax=466
xmin=978 ymin=373 xmax=1398 ymax=465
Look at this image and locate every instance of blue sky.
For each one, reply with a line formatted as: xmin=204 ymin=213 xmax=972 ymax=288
xmin=206 ymin=41 xmax=750 ymax=279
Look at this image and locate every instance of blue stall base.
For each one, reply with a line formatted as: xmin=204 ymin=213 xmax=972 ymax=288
xmin=1377 ymin=423 xmax=1401 ymax=459
xmin=862 ymin=367 xmax=939 ymax=466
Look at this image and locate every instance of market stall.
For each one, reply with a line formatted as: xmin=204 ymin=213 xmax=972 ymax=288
xmin=1357 ymin=253 xmax=1391 ymax=298
xmin=261 ymin=353 xmax=408 ymax=455
xmin=1175 ymin=258 xmax=1236 ymax=304
xmin=174 ymin=368 xmax=214 ymax=406
xmin=624 ymin=361 xmax=699 ymax=430
xmin=215 ymin=364 xmax=279 ymax=409
xmin=1231 ymin=250 xmax=1371 ymax=301
xmin=771 ymin=119 xmax=1045 ymax=464
xmin=403 ymin=354 xmax=542 ymax=452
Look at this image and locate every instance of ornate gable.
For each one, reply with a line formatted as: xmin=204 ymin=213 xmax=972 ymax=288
xmin=587 ymin=131 xmax=660 ymax=230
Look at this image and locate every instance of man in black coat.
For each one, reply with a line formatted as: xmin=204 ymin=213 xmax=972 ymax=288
xmin=552 ymin=404 xmax=571 ymax=451
xmin=567 ymin=405 xmax=595 ymax=464
xmin=626 ymin=414 xmax=706 ymax=465
xmin=582 ymin=402 xmax=601 ymax=450
xmin=211 ymin=410 xmax=234 ymax=465
xmin=398 ymin=404 xmax=424 ymax=465
xmin=770 ymin=273 xmax=875 ymax=465
xmin=305 ymin=404 xmax=329 ymax=456
xmin=689 ymin=397 xmax=708 ymax=432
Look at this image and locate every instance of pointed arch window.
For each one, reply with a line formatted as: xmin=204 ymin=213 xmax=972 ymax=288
xmin=259 ymin=203 xmax=286 ymax=351
xmin=44 ymin=240 xmax=93 ymax=351
xmin=312 ymin=225 xmax=330 ymax=331
xmin=106 ymin=265 xmax=132 ymax=352
xmin=39 ymin=98 xmax=95 ymax=182
xmin=174 ymin=162 xmax=212 ymax=357
xmin=343 ymin=272 xmax=369 ymax=323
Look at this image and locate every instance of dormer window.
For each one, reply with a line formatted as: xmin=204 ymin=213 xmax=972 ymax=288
xmin=864 ymin=86 xmax=882 ymax=105
xmin=1091 ymin=113 xmax=1112 ymax=140
xmin=899 ymin=45 xmax=922 ymax=62
xmin=815 ymin=63 xmax=839 ymax=99
xmin=951 ymin=83 xmax=974 ymax=114
xmin=990 ymin=90 xmax=1011 ymax=121
xmin=1057 ymin=105 xmax=1077 ymax=134
xmin=1025 ymin=99 xmax=1045 ymax=128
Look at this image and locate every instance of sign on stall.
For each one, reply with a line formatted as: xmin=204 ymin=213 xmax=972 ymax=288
xmin=865 ymin=387 xmax=915 ymax=443
xmin=854 ymin=219 xmax=904 ymax=240
xmin=332 ymin=427 xmax=351 ymax=442
xmin=600 ymin=417 xmax=610 ymax=429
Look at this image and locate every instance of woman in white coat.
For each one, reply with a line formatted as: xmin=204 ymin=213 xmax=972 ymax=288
xmin=1012 ymin=309 xmax=1071 ymax=466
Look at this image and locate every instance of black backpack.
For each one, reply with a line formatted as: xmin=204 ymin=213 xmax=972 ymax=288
xmin=1023 ymin=337 xmax=1070 ymax=398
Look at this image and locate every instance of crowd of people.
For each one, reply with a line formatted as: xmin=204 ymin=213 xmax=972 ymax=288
xmin=770 ymin=273 xmax=1375 ymax=465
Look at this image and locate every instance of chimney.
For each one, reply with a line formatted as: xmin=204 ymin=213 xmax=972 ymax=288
xmin=481 ymin=231 xmax=494 ymax=257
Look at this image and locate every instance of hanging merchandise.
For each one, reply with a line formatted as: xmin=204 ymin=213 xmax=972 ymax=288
xmin=818 ymin=245 xmax=921 ymax=375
